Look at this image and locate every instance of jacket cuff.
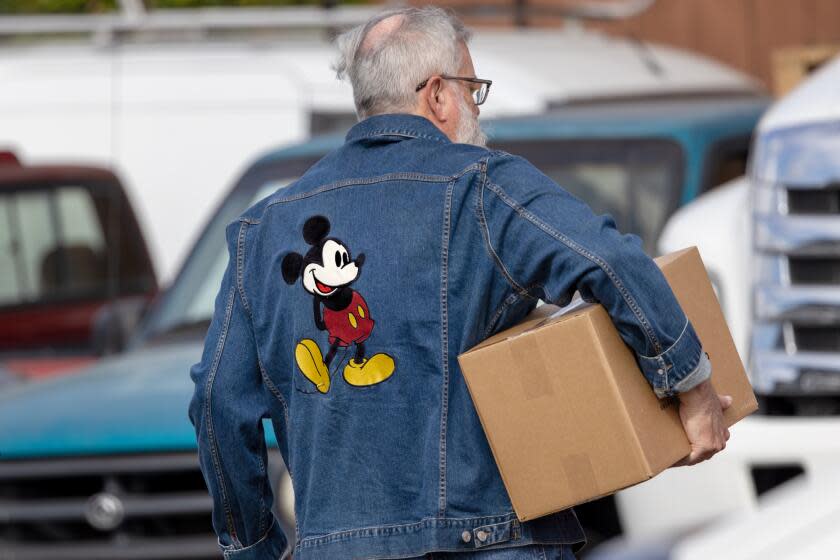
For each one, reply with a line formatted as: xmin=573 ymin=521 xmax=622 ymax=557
xmin=670 ymin=350 xmax=712 ymax=395
xmin=219 ymin=517 xmax=290 ymax=560
xmin=636 ymin=319 xmax=706 ymax=399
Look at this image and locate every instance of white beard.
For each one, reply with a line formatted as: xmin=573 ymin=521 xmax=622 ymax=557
xmin=454 ymin=94 xmax=488 ymax=148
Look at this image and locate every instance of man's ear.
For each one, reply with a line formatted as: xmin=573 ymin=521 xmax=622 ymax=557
xmin=423 ymin=76 xmax=450 ymax=123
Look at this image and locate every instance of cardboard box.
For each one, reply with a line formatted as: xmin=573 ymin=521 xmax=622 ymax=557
xmin=457 ymin=246 xmax=758 ymax=522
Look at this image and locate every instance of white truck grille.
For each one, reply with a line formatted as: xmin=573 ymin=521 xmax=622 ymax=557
xmin=751 ymin=180 xmax=840 ymax=402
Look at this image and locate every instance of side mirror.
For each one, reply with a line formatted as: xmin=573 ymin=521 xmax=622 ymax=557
xmin=90 ymin=296 xmax=150 ymax=356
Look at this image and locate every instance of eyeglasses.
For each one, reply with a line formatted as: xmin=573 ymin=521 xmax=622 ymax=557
xmin=415 ymin=74 xmax=493 ymax=106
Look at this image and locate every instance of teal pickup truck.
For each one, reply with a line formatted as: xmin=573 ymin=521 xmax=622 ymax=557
xmin=0 ymin=96 xmax=768 ymax=558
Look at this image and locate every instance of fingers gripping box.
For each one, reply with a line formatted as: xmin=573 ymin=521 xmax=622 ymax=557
xmin=457 ymin=246 xmax=758 ymax=522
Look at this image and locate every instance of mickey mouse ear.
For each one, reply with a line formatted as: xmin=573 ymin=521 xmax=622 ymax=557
xmin=281 ymin=252 xmax=304 ymax=284
xmin=303 ymin=215 xmax=330 ymax=245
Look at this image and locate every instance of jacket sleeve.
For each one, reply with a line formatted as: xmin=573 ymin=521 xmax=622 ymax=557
xmin=478 ymin=150 xmax=710 ymax=399
xmin=188 ymin=220 xmax=290 ymax=559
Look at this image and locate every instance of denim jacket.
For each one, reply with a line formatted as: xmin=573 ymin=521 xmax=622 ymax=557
xmin=188 ymin=113 xmax=711 ymax=560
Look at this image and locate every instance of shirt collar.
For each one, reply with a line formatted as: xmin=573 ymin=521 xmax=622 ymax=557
xmin=345 ymin=113 xmax=451 ymax=145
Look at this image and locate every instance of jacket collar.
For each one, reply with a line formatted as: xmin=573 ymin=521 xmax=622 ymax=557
xmin=345 ymin=113 xmax=451 ymax=145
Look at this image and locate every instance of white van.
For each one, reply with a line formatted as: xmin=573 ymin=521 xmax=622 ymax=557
xmin=0 ymin=12 xmax=759 ymax=283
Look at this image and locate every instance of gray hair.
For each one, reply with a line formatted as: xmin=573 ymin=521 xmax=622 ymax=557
xmin=332 ymin=6 xmax=472 ymax=120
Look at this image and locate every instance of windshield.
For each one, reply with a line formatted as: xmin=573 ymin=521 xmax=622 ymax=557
xmin=172 ymin=181 xmax=286 ymax=327
xmin=136 ymin=158 xmax=319 ymax=344
xmin=138 ymin=139 xmax=683 ymax=343
xmin=493 ymin=139 xmax=684 ymax=253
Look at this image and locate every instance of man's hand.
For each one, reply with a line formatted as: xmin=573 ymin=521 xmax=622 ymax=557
xmin=671 ymin=379 xmax=732 ymax=467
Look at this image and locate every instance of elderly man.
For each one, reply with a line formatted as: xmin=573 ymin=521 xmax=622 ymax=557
xmin=188 ymin=6 xmax=731 ymax=560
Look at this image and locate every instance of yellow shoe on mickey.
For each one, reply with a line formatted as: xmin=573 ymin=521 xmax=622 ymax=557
xmin=343 ymin=353 xmax=395 ymax=387
xmin=295 ymin=339 xmax=330 ymax=393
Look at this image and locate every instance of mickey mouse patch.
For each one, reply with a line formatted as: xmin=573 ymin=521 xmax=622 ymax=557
xmin=281 ymin=215 xmax=396 ymax=394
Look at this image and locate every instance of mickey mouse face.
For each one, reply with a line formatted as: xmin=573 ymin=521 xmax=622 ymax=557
xmin=281 ymin=215 xmax=366 ymax=297
xmin=301 ymin=239 xmax=359 ymax=297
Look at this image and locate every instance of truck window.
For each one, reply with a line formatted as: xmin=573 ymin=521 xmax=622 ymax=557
xmin=143 ymin=177 xmax=295 ymax=341
xmin=701 ymin=135 xmax=751 ymax=193
xmin=17 ymin=191 xmax=62 ymax=302
xmin=492 ymin=139 xmax=684 ymax=253
xmin=310 ymin=111 xmax=359 ymax=136
xmin=58 ymin=186 xmax=106 ymax=255
xmin=0 ymin=185 xmax=108 ymax=307
xmin=0 ymin=198 xmax=17 ymax=304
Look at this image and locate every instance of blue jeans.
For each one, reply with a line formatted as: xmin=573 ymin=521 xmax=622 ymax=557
xmin=402 ymin=543 xmax=576 ymax=559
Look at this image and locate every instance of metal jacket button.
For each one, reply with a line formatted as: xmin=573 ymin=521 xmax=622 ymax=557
xmin=461 ymin=530 xmax=471 ymax=543
xmin=476 ymin=530 xmax=488 ymax=542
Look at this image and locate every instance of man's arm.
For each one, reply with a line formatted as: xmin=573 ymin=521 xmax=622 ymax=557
xmin=188 ymin=221 xmax=289 ymax=558
xmin=479 ymin=151 xmax=729 ymax=464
